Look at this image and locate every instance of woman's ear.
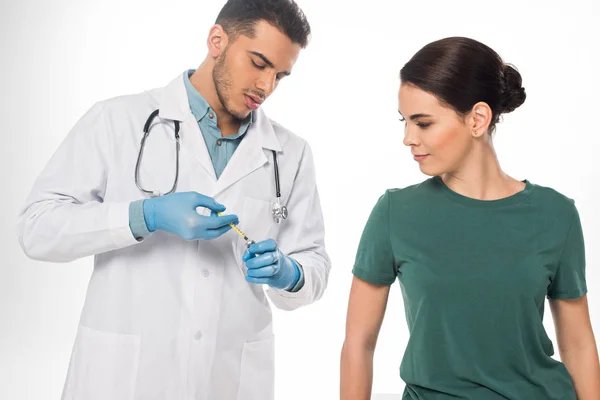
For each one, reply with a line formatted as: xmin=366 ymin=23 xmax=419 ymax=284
xmin=470 ymin=102 xmax=493 ymax=137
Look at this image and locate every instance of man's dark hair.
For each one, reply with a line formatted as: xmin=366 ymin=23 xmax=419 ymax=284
xmin=215 ymin=0 xmax=311 ymax=48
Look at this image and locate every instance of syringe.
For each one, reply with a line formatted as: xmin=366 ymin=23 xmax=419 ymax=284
xmin=217 ymin=212 xmax=255 ymax=248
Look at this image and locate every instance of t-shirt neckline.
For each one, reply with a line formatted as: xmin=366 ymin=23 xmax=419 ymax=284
xmin=433 ymin=175 xmax=535 ymax=208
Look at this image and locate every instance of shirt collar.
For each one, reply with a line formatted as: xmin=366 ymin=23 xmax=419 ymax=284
xmin=183 ymin=69 xmax=211 ymax=121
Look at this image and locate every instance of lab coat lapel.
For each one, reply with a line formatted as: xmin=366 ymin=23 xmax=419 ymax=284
xmin=213 ymin=108 xmax=282 ymax=197
xmin=157 ymin=73 xmax=217 ymax=180
xmin=181 ymin=117 xmax=217 ymax=180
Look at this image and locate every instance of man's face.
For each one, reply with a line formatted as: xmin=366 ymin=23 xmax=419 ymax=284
xmin=213 ymin=20 xmax=302 ymax=121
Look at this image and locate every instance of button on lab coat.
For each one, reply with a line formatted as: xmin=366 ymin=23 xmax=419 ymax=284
xmin=16 ymin=72 xmax=331 ymax=400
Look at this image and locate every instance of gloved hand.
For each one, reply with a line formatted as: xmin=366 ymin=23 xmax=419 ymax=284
xmin=242 ymin=239 xmax=300 ymax=290
xmin=143 ymin=191 xmax=238 ymax=240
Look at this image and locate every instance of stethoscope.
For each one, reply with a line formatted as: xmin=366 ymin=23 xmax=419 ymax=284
xmin=135 ymin=109 xmax=288 ymax=224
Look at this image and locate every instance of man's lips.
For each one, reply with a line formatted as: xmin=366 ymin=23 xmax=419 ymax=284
xmin=245 ymin=94 xmax=264 ymax=105
xmin=244 ymin=94 xmax=264 ymax=111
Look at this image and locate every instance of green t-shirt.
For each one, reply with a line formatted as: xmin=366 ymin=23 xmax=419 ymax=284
xmin=352 ymin=176 xmax=587 ymax=400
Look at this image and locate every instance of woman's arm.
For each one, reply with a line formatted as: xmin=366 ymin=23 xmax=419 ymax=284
xmin=340 ymin=276 xmax=391 ymax=400
xmin=550 ymin=295 xmax=600 ymax=399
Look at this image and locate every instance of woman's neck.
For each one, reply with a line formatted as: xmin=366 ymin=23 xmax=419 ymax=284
xmin=440 ymin=143 xmax=524 ymax=200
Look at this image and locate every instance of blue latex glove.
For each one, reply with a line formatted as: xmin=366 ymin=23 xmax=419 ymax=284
xmin=143 ymin=191 xmax=238 ymax=240
xmin=242 ymin=239 xmax=300 ymax=290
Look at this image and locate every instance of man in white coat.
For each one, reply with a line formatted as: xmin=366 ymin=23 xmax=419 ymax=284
xmin=16 ymin=0 xmax=330 ymax=399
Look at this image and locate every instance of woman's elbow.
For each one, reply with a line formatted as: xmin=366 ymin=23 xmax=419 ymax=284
xmin=342 ymin=334 xmax=378 ymax=354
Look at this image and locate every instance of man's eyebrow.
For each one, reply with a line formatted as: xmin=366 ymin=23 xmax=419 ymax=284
xmin=248 ymin=51 xmax=291 ymax=75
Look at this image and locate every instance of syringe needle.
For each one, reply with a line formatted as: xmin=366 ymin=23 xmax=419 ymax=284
xmin=217 ymin=212 xmax=251 ymax=242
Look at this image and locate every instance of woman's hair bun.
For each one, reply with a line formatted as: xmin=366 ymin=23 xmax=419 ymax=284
xmin=501 ymin=64 xmax=526 ymax=113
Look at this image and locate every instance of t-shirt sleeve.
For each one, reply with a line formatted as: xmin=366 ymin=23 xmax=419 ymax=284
xmin=547 ymin=205 xmax=587 ymax=300
xmin=352 ymin=191 xmax=397 ymax=285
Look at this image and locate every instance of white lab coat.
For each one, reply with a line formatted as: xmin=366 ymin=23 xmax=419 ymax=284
xmin=16 ymin=72 xmax=331 ymax=400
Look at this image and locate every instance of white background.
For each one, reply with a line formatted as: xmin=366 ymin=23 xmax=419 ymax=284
xmin=1 ymin=0 xmax=599 ymax=399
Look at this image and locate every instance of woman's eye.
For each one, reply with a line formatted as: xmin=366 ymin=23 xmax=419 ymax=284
xmin=417 ymin=122 xmax=431 ymax=128
xmin=399 ymin=117 xmax=406 ymax=122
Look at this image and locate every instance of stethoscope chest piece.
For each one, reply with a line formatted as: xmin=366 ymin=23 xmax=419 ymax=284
xmin=272 ymin=201 xmax=288 ymax=224
xmin=270 ymin=150 xmax=288 ymax=224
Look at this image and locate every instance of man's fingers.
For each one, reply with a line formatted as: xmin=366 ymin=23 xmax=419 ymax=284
xmin=245 ymin=276 xmax=270 ymax=285
xmin=247 ymin=239 xmax=277 ymax=256
xmin=242 ymin=249 xmax=253 ymax=262
xmin=246 ymin=264 xmax=277 ymax=278
xmin=205 ymin=214 xmax=239 ymax=229
xmin=245 ymin=251 xmax=279 ymax=269
xmin=204 ymin=224 xmax=233 ymax=239
xmin=190 ymin=192 xmax=226 ymax=212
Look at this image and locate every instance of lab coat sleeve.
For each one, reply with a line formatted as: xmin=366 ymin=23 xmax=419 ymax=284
xmin=16 ymin=101 xmax=139 ymax=263
xmin=266 ymin=142 xmax=331 ymax=311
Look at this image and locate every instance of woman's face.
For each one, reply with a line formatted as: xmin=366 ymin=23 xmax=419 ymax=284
xmin=398 ymin=83 xmax=475 ymax=176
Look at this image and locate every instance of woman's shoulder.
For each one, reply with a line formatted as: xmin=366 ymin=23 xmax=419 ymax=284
xmin=528 ymin=181 xmax=577 ymax=212
xmin=385 ymin=177 xmax=439 ymax=201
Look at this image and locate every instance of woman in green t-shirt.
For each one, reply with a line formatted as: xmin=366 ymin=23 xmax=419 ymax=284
xmin=340 ymin=37 xmax=600 ymax=400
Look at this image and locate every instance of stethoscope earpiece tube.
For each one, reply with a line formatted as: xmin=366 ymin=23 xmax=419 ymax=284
xmin=271 ymin=150 xmax=287 ymax=223
xmin=272 ymin=150 xmax=281 ymax=198
xmin=143 ymin=109 xmax=160 ymax=133
xmin=136 ymin=109 xmax=180 ymax=197
xmin=137 ymin=110 xmax=288 ymax=223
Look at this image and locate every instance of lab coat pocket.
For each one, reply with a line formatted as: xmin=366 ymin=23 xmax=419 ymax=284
xmin=236 ymin=336 xmax=275 ymax=400
xmin=240 ymin=197 xmax=281 ymax=242
xmin=63 ymin=326 xmax=140 ymax=400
